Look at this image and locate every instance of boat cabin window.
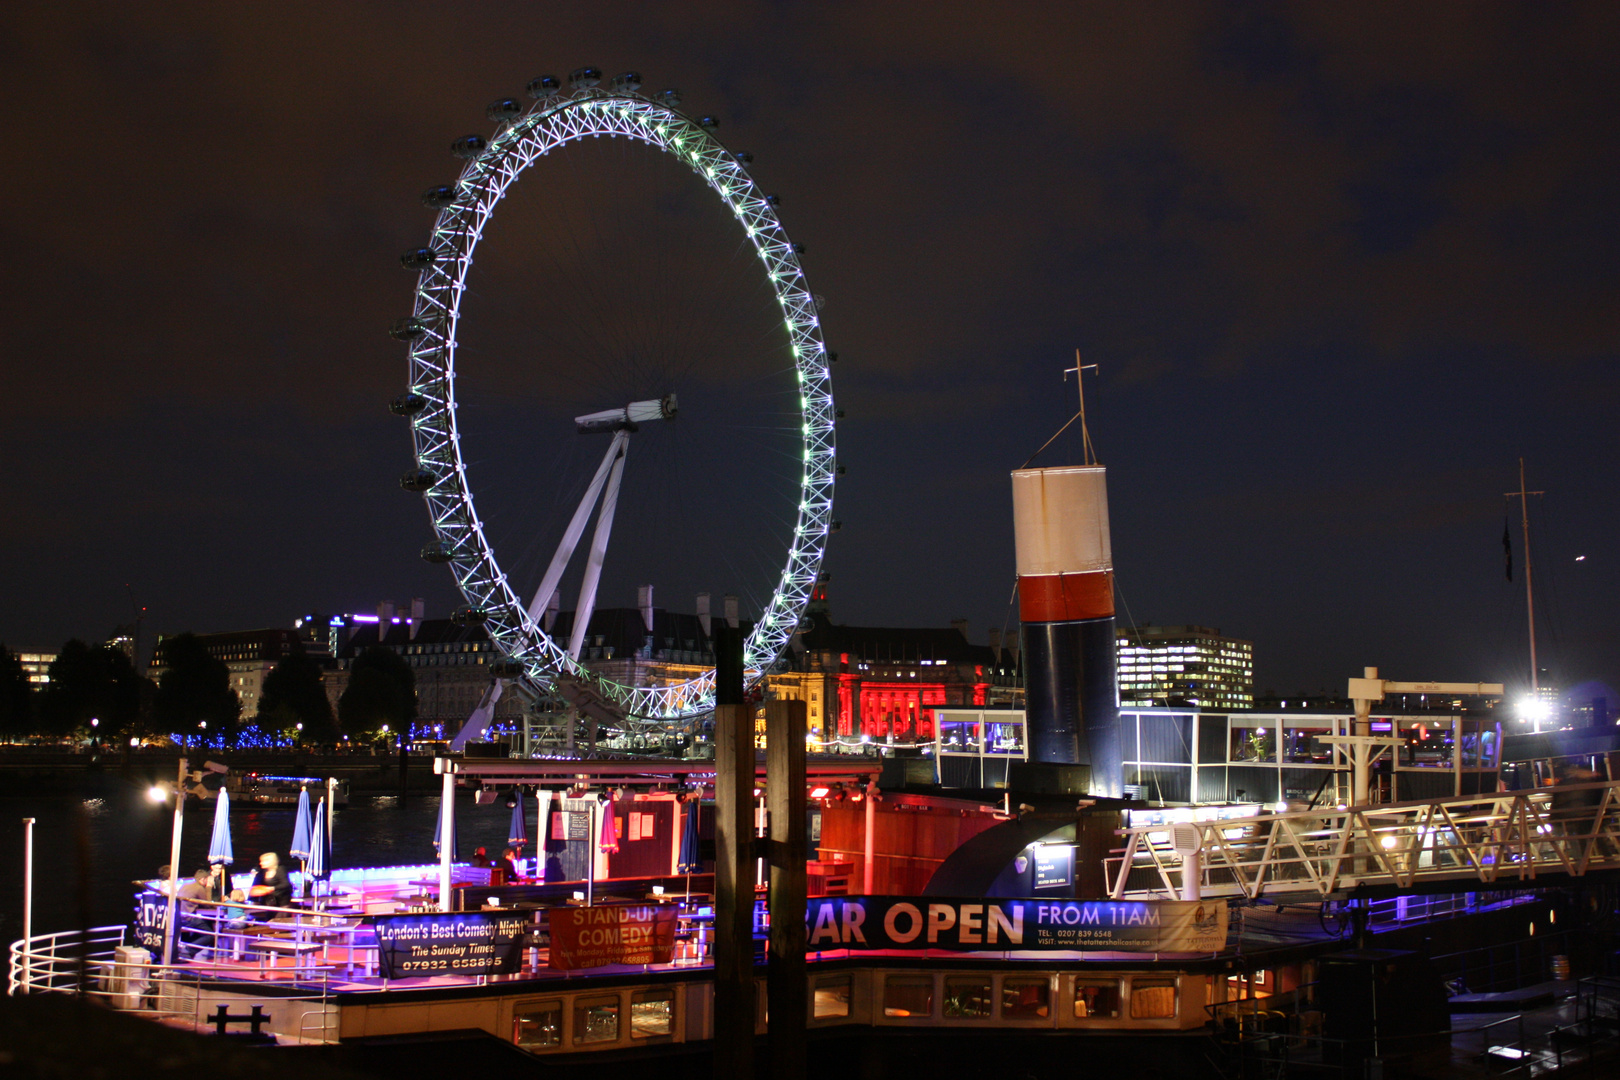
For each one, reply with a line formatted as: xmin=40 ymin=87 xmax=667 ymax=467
xmin=630 ymin=989 xmax=675 ymax=1039
xmin=1000 ymin=976 xmax=1051 ymax=1019
xmin=1229 ymin=725 xmax=1275 ymax=764
xmin=513 ymin=999 xmax=562 ymax=1049
xmin=942 ymin=976 xmax=993 ymax=1018
xmin=1074 ymin=978 xmax=1121 ymax=1018
xmin=1130 ymin=978 xmax=1178 ymax=1019
xmin=883 ymin=975 xmax=934 ymax=1018
xmin=574 ymin=995 xmax=622 ymax=1044
xmin=814 ymin=975 xmax=852 ymax=1018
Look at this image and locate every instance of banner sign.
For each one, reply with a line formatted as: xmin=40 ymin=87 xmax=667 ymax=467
xmin=548 ymin=905 xmax=679 ymax=971
xmin=134 ymin=889 xmax=168 ymax=954
xmin=1032 ymin=846 xmax=1074 ymax=889
xmin=374 ymin=912 xmax=530 ymax=978
xmin=805 ymin=896 xmax=1227 ymax=953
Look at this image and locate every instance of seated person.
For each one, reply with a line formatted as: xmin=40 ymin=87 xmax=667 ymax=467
xmin=498 ymin=847 xmax=521 ymax=883
xmin=176 ymin=869 xmax=214 ymax=959
xmin=177 ymin=868 xmax=212 ymax=913
xmin=222 ymin=889 xmax=249 ymax=925
xmin=248 ymin=852 xmax=293 ymax=912
xmin=469 ymin=846 xmax=492 ymax=869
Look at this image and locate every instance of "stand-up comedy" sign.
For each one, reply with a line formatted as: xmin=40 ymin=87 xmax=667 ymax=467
xmin=374 ymin=912 xmax=531 ymax=978
xmin=804 ymin=896 xmax=1227 ymax=953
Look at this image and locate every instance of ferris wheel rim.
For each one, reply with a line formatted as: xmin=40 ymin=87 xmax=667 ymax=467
xmin=400 ymin=84 xmax=835 ymax=724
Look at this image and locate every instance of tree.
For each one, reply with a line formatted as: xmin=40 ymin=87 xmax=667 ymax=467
xmin=338 ymin=647 xmax=416 ymax=742
xmin=36 ymin=640 xmax=144 ymax=740
xmin=0 ymin=645 xmax=35 ymax=740
xmin=152 ymin=633 xmax=241 ymax=743
xmin=256 ymin=652 xmax=338 ymax=743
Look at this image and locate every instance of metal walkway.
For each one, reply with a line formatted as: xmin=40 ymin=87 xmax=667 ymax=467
xmin=1107 ymin=779 xmax=1620 ymax=901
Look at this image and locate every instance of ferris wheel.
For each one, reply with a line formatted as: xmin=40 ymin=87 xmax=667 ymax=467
xmin=391 ymin=68 xmax=836 ymax=729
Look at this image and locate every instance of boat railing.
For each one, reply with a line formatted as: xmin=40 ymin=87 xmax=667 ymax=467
xmin=1106 ymin=780 xmax=1620 ymax=900
xmin=8 ymin=923 xmax=344 ymax=1042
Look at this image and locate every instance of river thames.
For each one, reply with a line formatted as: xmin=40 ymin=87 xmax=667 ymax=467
xmin=0 ymin=784 xmax=517 ymax=944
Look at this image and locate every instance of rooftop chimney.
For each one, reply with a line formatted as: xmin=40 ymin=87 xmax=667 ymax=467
xmin=696 ymin=592 xmax=711 ymax=638
xmin=409 ymin=597 xmax=424 ymax=640
xmin=950 ymin=618 xmax=969 ymax=640
xmin=723 ymin=594 xmax=740 ymax=629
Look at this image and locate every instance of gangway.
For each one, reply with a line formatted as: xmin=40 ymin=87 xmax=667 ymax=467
xmin=1107 ymin=778 xmax=1620 ymax=901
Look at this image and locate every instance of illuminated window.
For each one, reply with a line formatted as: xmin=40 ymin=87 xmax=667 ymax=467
xmin=1074 ymin=979 xmax=1120 ymax=1018
xmin=883 ymin=975 xmax=934 ymax=1018
xmin=1130 ymin=978 xmax=1178 ymax=1019
xmin=629 ymin=989 xmax=674 ymax=1039
xmin=1001 ymin=976 xmax=1051 ymax=1019
xmin=514 ymin=999 xmax=562 ymax=1049
xmin=573 ymin=996 xmax=621 ymax=1044
xmin=942 ymin=976 xmax=993 ymax=1018
xmin=814 ymin=975 xmax=852 ymax=1018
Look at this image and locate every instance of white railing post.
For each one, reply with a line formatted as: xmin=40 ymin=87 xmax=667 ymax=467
xmin=22 ymin=817 xmax=34 ymax=993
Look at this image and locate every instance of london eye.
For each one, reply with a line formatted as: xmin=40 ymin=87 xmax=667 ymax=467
xmin=392 ymin=68 xmax=836 ymax=735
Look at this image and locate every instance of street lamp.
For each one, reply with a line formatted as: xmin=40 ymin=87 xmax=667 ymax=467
xmin=147 ymin=759 xmax=227 ymax=965
xmin=149 ymin=759 xmax=190 ymax=967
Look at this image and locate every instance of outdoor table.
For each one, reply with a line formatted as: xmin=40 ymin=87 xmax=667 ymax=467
xmin=249 ymin=937 xmax=325 ymax=975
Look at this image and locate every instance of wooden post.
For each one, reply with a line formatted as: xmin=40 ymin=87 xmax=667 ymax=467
xmin=712 ymin=625 xmax=754 ymax=1080
xmin=766 ymin=700 xmax=808 ymax=1080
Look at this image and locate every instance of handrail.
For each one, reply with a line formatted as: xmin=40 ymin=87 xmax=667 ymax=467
xmin=9 ymin=925 xmax=344 ymax=1042
xmin=1108 ymin=780 xmax=1620 ymax=900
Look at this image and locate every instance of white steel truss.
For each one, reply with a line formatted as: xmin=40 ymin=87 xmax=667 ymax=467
xmin=1107 ymin=779 xmax=1620 ymax=901
xmin=399 ymin=84 xmax=836 ymax=728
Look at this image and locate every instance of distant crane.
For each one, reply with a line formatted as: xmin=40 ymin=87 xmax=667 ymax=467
xmin=126 ymin=584 xmax=147 ymax=675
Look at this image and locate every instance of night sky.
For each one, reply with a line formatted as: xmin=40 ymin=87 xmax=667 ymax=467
xmin=4 ymin=3 xmax=1616 ymax=702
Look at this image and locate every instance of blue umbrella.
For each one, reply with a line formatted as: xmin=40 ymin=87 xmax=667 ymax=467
xmin=289 ymin=786 xmax=313 ymax=861
xmin=207 ymin=787 xmax=234 ymax=868
xmin=508 ymin=793 xmax=528 ymax=852
xmin=308 ymin=799 xmax=329 ymax=880
xmin=433 ymin=796 xmax=460 ymax=861
xmin=678 ymin=799 xmax=701 ymax=873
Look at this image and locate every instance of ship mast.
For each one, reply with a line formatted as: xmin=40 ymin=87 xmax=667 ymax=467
xmin=1505 ymin=458 xmax=1545 ymax=708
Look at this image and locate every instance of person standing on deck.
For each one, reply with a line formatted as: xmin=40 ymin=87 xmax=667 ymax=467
xmin=248 ymin=852 xmax=292 ymax=912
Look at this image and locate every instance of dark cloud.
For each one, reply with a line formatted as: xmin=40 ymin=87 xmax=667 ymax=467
xmin=1 ymin=1 xmax=1615 ymax=698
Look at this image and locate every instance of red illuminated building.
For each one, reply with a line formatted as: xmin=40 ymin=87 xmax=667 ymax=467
xmin=784 ymin=604 xmax=1021 ymax=742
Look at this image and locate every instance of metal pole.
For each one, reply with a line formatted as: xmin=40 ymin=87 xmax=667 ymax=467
xmin=1518 ymin=459 xmax=1539 ymax=702
xmin=161 ymin=758 xmax=187 ymax=967
xmin=587 ymin=797 xmax=596 ymax=906
xmin=1353 ymin=671 xmax=1375 ymax=806
xmin=864 ymin=781 xmax=877 ymax=892
xmin=22 ymin=817 xmax=34 ymax=989
xmin=766 ymin=700 xmax=808 ymax=1080
xmin=438 ymin=763 xmax=454 ymax=912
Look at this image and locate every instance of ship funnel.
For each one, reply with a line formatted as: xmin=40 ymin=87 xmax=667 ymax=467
xmin=1011 ymin=465 xmax=1121 ymax=797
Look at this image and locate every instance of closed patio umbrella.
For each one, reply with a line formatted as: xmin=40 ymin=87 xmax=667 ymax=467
xmin=678 ymin=799 xmax=701 ymax=873
xmin=508 ymin=791 xmax=528 ymax=853
xmin=207 ymin=788 xmax=234 ymax=868
xmin=598 ymin=795 xmax=620 ymax=855
xmin=289 ymin=786 xmax=313 ymax=861
xmin=308 ymin=799 xmax=329 ymax=903
xmin=206 ymin=788 xmax=233 ymax=904
xmin=289 ymin=785 xmax=313 ymax=895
